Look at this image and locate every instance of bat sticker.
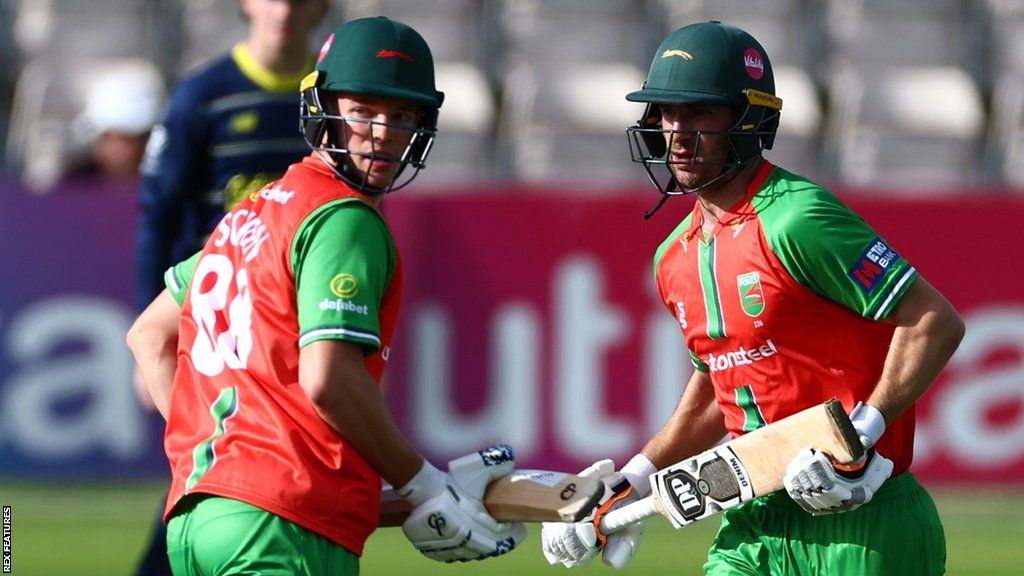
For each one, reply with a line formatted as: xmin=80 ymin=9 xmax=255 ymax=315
xmin=653 ymin=446 xmax=754 ymax=528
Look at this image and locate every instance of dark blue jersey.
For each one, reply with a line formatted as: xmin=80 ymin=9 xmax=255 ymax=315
xmin=136 ymin=43 xmax=312 ymax=307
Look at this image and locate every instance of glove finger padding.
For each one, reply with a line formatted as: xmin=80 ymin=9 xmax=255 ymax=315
xmin=600 ymin=506 xmax=645 ymax=569
xmin=578 ymin=458 xmax=616 ymax=480
xmin=539 ymin=459 xmax=645 ymax=570
xmin=541 ymin=521 xmax=599 ymax=568
xmin=784 ymin=446 xmax=894 ymax=515
xmin=446 ymin=445 xmax=515 ymax=498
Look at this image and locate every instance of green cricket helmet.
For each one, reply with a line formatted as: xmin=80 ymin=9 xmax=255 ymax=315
xmin=625 ymin=21 xmax=782 ymax=208
xmin=300 ymin=16 xmax=444 ymax=194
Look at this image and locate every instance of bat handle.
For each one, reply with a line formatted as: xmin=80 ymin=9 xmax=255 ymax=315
xmin=598 ymin=496 xmax=659 ymax=535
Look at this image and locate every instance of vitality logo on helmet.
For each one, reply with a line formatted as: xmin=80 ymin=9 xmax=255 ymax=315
xmin=743 ymin=49 xmax=765 ymax=79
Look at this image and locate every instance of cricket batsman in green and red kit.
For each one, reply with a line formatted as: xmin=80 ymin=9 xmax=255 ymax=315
xmin=541 ymin=21 xmax=964 ymax=575
xmin=128 ymin=17 xmax=527 ymax=575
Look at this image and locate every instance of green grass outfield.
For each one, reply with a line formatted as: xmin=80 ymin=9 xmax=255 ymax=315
xmin=1 ymin=481 xmax=1020 ymax=575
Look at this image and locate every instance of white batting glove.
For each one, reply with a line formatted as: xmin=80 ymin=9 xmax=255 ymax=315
xmin=784 ymin=401 xmax=893 ymax=515
xmin=783 ymin=446 xmax=893 ymax=515
xmin=399 ymin=445 xmax=527 ymax=562
xmin=541 ymin=454 xmax=656 ymax=570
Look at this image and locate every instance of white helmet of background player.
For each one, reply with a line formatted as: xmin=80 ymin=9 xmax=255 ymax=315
xmin=299 ymin=16 xmax=444 ymax=194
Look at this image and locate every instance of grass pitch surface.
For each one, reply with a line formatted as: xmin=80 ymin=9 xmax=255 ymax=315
xmin=0 ymin=482 xmax=1019 ymax=575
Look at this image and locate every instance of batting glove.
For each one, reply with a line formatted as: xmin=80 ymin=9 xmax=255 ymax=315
xmin=399 ymin=445 xmax=527 ymax=562
xmin=783 ymin=446 xmax=894 ymax=515
xmin=541 ymin=454 xmax=656 ymax=570
xmin=784 ymin=401 xmax=893 ymax=515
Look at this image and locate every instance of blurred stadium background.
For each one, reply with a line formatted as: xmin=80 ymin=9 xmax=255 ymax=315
xmin=1 ymin=0 xmax=1023 ymax=573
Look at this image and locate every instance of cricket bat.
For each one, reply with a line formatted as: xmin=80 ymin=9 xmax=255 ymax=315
xmin=378 ymin=469 xmax=605 ymax=526
xmin=599 ymin=398 xmax=864 ymax=534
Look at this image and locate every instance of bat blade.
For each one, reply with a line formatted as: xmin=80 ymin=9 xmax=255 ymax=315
xmin=600 ymin=398 xmax=863 ymax=533
xmin=378 ymin=469 xmax=604 ymax=527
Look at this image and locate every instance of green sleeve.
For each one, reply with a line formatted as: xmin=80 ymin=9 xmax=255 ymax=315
xmin=757 ymin=174 xmax=918 ymax=321
xmin=164 ymin=251 xmax=201 ymax=306
xmin=291 ymin=199 xmax=394 ymax=352
xmin=690 ymin=349 xmax=709 ymax=373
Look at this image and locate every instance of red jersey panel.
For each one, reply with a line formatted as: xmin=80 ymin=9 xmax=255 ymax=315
xmin=655 ymin=162 xmax=918 ymax=473
xmin=163 ymin=157 xmax=403 ymax=555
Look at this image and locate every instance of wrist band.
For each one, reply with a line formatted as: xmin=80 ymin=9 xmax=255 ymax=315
xmin=396 ymin=460 xmax=446 ymax=506
xmin=850 ymin=402 xmax=886 ymax=450
xmin=621 ymin=453 xmax=657 ymax=498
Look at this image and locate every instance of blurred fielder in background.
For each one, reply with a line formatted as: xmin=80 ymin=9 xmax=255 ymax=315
xmin=135 ymin=0 xmax=329 ymax=310
xmin=128 ymin=16 xmax=526 ymax=575
xmin=541 ymin=21 xmax=964 ymax=575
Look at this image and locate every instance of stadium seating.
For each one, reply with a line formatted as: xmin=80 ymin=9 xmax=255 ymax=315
xmin=2 ymin=0 xmax=1024 ymax=191
xmin=986 ymin=0 xmax=1024 ymax=90
xmin=659 ymin=0 xmax=819 ymax=70
xmin=496 ymin=62 xmax=648 ymax=186
xmin=11 ymin=0 xmax=162 ymax=62
xmin=497 ymin=0 xmax=657 ymax=75
xmin=825 ymin=66 xmax=986 ymax=190
xmin=988 ymin=73 xmax=1024 ymax=188
xmin=418 ymin=63 xmax=498 ymax=187
xmin=821 ymin=0 xmax=978 ymax=70
xmin=765 ymin=66 xmax=823 ymax=181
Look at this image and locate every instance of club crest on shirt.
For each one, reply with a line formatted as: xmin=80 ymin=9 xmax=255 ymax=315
xmin=737 ymin=272 xmax=765 ymax=317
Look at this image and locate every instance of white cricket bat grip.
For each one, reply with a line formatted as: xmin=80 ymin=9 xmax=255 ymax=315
xmin=598 ymin=496 xmax=660 ymax=534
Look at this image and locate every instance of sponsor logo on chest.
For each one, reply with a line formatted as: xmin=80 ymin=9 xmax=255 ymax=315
xmin=706 ymin=339 xmax=778 ymax=373
xmin=256 ymin=184 xmax=295 ymax=205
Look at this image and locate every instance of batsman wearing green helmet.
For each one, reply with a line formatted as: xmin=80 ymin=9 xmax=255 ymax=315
xmin=541 ymin=22 xmax=963 ymax=575
xmin=128 ymin=17 xmax=526 ymax=575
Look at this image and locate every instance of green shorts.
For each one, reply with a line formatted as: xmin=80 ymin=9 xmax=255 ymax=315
xmin=705 ymin=471 xmax=945 ymax=576
xmin=166 ymin=495 xmax=359 ymax=576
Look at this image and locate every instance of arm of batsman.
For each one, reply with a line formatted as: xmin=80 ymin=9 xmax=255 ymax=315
xmin=400 ymin=445 xmax=527 ymax=562
xmin=541 ymin=454 xmax=656 ymax=570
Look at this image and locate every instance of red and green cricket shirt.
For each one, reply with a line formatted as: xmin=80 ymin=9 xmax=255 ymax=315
xmin=654 ymin=161 xmax=919 ymax=474
xmin=162 ymin=155 xmax=403 ymax=555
